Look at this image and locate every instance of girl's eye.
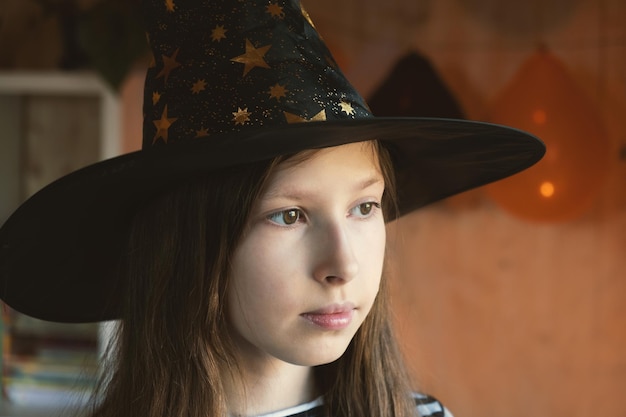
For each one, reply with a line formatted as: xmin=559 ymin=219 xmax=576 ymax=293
xmin=351 ymin=201 xmax=380 ymax=218
xmin=267 ymin=208 xmax=302 ymax=226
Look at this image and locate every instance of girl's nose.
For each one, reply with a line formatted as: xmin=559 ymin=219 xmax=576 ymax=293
xmin=311 ymin=222 xmax=359 ymax=285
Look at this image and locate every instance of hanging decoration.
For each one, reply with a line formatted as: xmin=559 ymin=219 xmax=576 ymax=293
xmin=486 ymin=47 xmax=610 ymax=222
xmin=368 ymin=51 xmax=464 ymax=119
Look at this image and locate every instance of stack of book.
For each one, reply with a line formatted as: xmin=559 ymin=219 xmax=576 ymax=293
xmin=2 ymin=309 xmax=100 ymax=409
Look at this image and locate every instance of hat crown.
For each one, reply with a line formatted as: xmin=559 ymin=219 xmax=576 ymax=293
xmin=143 ymin=0 xmax=371 ymax=148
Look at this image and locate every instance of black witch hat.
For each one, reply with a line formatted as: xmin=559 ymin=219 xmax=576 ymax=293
xmin=0 ymin=0 xmax=544 ymax=322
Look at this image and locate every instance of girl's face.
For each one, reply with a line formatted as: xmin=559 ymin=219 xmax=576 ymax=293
xmin=227 ymin=142 xmax=387 ymax=368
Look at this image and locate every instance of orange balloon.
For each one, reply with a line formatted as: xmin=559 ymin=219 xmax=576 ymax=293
xmin=486 ymin=48 xmax=611 ymax=222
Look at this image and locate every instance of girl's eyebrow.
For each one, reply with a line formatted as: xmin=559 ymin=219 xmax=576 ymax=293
xmin=263 ymin=174 xmax=384 ymax=202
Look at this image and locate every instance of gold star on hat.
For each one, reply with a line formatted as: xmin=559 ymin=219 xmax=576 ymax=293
xmin=191 ymin=79 xmax=207 ymax=94
xmin=269 ymin=83 xmax=288 ymax=101
xmin=266 ymin=3 xmax=285 ymax=18
xmin=232 ymin=107 xmax=252 ymax=125
xmin=211 ymin=25 xmax=227 ymax=42
xmin=340 ymin=100 xmax=355 ymax=115
xmin=231 ymin=39 xmax=271 ymax=77
xmin=156 ymin=48 xmax=181 ymax=84
xmin=284 ymin=110 xmax=327 ymax=124
xmin=152 ymin=105 xmax=178 ymax=143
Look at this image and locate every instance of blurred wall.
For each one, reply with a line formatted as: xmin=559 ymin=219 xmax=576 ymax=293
xmin=303 ymin=0 xmax=626 ymax=416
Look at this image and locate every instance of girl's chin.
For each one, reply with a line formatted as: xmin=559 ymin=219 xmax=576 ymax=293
xmin=282 ymin=343 xmax=352 ymax=367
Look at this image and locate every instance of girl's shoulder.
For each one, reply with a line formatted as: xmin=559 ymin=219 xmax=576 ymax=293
xmin=256 ymin=392 xmax=453 ymax=417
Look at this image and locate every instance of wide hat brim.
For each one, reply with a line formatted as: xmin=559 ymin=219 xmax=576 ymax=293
xmin=0 ymin=117 xmax=544 ymax=323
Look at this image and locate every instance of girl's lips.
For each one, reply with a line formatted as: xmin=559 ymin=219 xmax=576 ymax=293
xmin=301 ymin=303 xmax=355 ymax=330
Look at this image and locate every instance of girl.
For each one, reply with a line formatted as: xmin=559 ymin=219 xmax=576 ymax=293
xmin=0 ymin=0 xmax=544 ymax=416
xmin=94 ymin=141 xmax=423 ymax=417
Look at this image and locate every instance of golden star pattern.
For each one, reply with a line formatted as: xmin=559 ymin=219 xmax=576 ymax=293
xmin=152 ymin=91 xmax=161 ymax=105
xmin=156 ymin=48 xmax=182 ymax=84
xmin=153 ymin=105 xmax=178 ymax=144
xmin=195 ymin=127 xmax=209 ymax=138
xmin=283 ymin=109 xmax=326 ymax=124
xmin=231 ymin=39 xmax=271 ymax=77
xmin=339 ymin=100 xmax=355 ymax=115
xmin=232 ymin=107 xmax=252 ymax=125
xmin=266 ymin=3 xmax=285 ymax=19
xmin=211 ymin=25 xmax=227 ymax=42
xmin=268 ymin=83 xmax=288 ymax=100
xmin=141 ymin=1 xmax=370 ymax=148
xmin=191 ymin=79 xmax=207 ymax=94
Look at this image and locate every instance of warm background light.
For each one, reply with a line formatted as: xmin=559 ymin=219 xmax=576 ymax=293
xmin=532 ymin=109 xmax=547 ymax=125
xmin=486 ymin=48 xmax=611 ymax=222
xmin=540 ymin=181 xmax=555 ymax=198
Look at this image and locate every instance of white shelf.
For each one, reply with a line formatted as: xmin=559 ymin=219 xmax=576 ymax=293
xmin=0 ymin=71 xmax=121 ymax=416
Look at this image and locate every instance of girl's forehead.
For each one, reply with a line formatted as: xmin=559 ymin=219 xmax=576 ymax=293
xmin=278 ymin=141 xmax=380 ymax=170
xmin=263 ymin=142 xmax=384 ymax=196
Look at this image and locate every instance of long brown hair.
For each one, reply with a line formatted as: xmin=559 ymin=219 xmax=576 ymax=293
xmin=89 ymin=142 xmax=416 ymax=417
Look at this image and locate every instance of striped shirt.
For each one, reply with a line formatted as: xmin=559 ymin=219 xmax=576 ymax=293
xmin=254 ymin=392 xmax=453 ymax=417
